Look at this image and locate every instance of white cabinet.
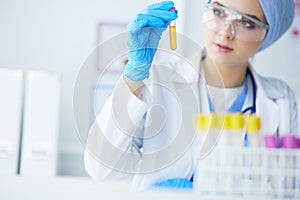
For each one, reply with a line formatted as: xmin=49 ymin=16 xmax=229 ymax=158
xmin=20 ymin=71 xmax=60 ymax=176
xmin=0 ymin=69 xmax=61 ymax=176
xmin=0 ymin=69 xmax=24 ymax=175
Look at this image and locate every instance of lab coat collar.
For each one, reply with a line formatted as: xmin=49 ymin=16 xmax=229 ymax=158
xmin=248 ymin=66 xmax=281 ymax=134
xmin=248 ymin=66 xmax=285 ymax=99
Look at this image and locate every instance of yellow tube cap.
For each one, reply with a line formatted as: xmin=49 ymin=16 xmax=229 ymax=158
xmin=195 ymin=115 xmax=206 ymax=130
xmin=229 ymin=113 xmax=244 ymax=131
xmin=208 ymin=114 xmax=228 ymax=129
xmin=246 ymin=115 xmax=261 ymax=134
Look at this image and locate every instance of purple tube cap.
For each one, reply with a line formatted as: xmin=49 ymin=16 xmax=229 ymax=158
xmin=264 ymin=134 xmax=278 ymax=148
xmin=280 ymin=135 xmax=298 ymax=149
xmin=297 ymin=138 xmax=300 ymax=148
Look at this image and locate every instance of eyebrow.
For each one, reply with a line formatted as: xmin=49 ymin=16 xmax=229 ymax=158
xmin=212 ymin=1 xmax=263 ymax=22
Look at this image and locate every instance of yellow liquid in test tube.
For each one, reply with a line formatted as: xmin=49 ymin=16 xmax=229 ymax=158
xmin=169 ymin=7 xmax=177 ymax=50
xmin=169 ymin=21 xmax=177 ymax=50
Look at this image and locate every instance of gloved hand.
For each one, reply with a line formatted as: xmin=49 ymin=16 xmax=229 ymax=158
xmin=123 ymin=1 xmax=178 ymax=82
xmin=152 ymin=178 xmax=193 ymax=190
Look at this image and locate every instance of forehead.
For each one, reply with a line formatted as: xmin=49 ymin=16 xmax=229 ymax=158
xmin=211 ymin=0 xmax=265 ymax=21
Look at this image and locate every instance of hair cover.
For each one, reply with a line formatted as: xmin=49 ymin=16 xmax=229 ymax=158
xmin=258 ymin=0 xmax=295 ymax=51
xmin=206 ymin=0 xmax=295 ymax=52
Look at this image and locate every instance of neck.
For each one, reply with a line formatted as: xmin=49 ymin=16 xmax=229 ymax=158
xmin=203 ymin=57 xmax=248 ymax=88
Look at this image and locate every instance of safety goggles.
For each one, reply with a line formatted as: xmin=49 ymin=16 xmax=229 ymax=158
xmin=202 ymin=3 xmax=269 ymax=42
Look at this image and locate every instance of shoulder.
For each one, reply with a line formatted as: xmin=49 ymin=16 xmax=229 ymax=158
xmin=254 ymin=72 xmax=299 ymax=134
xmin=254 ymin=72 xmax=294 ymax=98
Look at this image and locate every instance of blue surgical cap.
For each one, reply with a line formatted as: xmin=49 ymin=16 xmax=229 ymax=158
xmin=206 ymin=0 xmax=295 ymax=52
xmin=258 ymin=0 xmax=295 ymax=52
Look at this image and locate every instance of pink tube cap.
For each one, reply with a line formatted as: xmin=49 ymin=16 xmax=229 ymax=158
xmin=280 ymin=135 xmax=298 ymax=149
xmin=264 ymin=134 xmax=278 ymax=148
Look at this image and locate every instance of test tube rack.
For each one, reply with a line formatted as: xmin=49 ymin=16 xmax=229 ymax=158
xmin=194 ymin=147 xmax=300 ymax=199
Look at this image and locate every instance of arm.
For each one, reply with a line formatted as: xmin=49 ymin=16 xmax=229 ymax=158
xmin=84 ymin=77 xmax=149 ymax=180
xmin=84 ymin=1 xmax=178 ymax=181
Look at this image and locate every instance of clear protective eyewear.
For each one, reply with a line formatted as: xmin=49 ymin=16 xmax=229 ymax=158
xmin=202 ymin=3 xmax=269 ymax=42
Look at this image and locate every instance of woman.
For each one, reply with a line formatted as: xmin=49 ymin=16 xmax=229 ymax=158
xmin=85 ymin=0 xmax=298 ymax=190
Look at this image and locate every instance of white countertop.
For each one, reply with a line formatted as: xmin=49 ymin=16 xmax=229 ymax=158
xmin=0 ymin=175 xmax=274 ymax=200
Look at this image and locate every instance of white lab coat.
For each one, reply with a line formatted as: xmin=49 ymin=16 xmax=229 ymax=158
xmin=84 ymin=50 xmax=298 ymax=190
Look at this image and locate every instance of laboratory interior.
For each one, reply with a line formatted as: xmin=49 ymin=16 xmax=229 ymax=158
xmin=1 ymin=0 xmax=300 ymax=199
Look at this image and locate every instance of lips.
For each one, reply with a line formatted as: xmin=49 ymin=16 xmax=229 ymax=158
xmin=214 ymin=42 xmax=233 ymax=53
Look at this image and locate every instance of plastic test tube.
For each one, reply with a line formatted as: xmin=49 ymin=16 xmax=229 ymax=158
xmin=195 ymin=114 xmax=207 ymax=153
xmin=228 ymin=114 xmax=245 ymax=146
xmin=211 ymin=114 xmax=230 ymax=194
xmin=246 ymin=115 xmax=261 ymax=148
xmin=195 ymin=114 xmax=220 ymax=159
xmin=264 ymin=134 xmax=280 ymax=193
xmin=195 ymin=114 xmax=213 ymax=192
xmin=169 ymin=7 xmax=177 ymax=50
xmin=246 ymin=115 xmax=261 ymax=175
xmin=244 ymin=115 xmax=262 ymax=196
xmin=280 ymin=135 xmax=298 ymax=196
xmin=228 ymin=114 xmax=245 ymax=194
xmin=194 ymin=114 xmax=228 ymax=194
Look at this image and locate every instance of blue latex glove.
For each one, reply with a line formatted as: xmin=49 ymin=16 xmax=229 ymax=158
xmin=152 ymin=178 xmax=193 ymax=190
xmin=123 ymin=1 xmax=178 ymax=82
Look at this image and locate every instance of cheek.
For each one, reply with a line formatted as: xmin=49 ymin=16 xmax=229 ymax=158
xmin=203 ymin=27 xmax=215 ymax=47
xmin=238 ymin=41 xmax=263 ymax=58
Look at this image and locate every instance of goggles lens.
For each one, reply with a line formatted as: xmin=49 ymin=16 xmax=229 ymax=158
xmin=202 ymin=4 xmax=269 ymax=42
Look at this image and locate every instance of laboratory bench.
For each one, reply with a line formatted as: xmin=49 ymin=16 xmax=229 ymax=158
xmin=0 ymin=175 xmax=268 ymax=200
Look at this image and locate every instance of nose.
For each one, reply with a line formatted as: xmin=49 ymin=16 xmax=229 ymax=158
xmin=218 ymin=22 xmax=235 ymax=40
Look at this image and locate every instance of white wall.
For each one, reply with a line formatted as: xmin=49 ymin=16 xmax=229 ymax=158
xmin=253 ymin=34 xmax=300 ymax=97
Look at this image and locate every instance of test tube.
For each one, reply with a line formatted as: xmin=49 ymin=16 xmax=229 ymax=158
xmin=169 ymin=7 xmax=177 ymax=50
xmin=229 ymin=113 xmax=245 ymax=146
xmin=280 ymin=135 xmax=297 ymax=197
xmin=246 ymin=115 xmax=261 ymax=148
xmin=244 ymin=115 xmax=262 ymax=196
xmin=264 ymin=134 xmax=280 ymax=194
xmin=228 ymin=114 xmax=245 ymax=195
xmin=245 ymin=115 xmax=262 ymax=169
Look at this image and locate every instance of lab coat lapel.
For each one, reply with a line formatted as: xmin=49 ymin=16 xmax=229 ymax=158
xmin=256 ymin=96 xmax=279 ymax=134
xmin=251 ymin=69 xmax=280 ymax=134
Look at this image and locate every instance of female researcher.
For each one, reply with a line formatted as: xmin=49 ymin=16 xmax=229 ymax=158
xmin=85 ymin=0 xmax=298 ymax=190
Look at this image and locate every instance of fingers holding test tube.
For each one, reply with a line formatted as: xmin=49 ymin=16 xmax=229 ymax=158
xmin=169 ymin=7 xmax=177 ymax=50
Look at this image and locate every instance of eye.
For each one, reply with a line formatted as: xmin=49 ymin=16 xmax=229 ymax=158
xmin=238 ymin=18 xmax=258 ymax=30
xmin=212 ymin=8 xmax=226 ymax=17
